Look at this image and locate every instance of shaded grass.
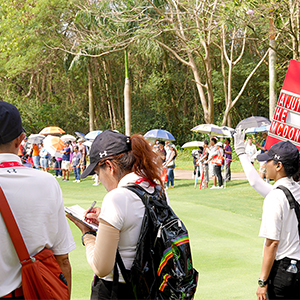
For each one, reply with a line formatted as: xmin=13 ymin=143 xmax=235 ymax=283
xmin=59 ymin=173 xmax=265 ymax=300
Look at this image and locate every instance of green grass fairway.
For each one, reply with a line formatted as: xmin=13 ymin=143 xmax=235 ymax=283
xmin=60 ymin=174 xmax=265 ymax=300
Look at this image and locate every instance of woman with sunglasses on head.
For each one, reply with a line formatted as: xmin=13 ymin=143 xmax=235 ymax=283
xmin=67 ymin=130 xmax=170 ymax=300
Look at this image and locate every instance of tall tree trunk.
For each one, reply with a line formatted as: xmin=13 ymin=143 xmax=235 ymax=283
xmin=269 ymin=11 xmax=277 ymax=120
xmin=102 ymin=60 xmax=114 ymax=129
xmin=124 ymin=49 xmax=131 ymax=136
xmin=87 ymin=60 xmax=95 ymax=131
xmin=188 ymin=54 xmax=211 ymax=124
xmin=106 ymin=60 xmax=117 ymax=129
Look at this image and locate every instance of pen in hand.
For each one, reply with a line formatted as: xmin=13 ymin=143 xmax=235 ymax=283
xmin=85 ymin=201 xmax=97 ymax=220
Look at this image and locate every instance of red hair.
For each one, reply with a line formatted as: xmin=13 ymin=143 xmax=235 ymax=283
xmin=99 ymin=134 xmax=164 ymax=187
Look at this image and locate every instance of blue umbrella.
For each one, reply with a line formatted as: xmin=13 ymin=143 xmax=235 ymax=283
xmin=85 ymin=130 xmax=102 ymax=140
xmin=144 ymin=129 xmax=175 ymax=141
xmin=75 ymin=132 xmax=86 ymax=139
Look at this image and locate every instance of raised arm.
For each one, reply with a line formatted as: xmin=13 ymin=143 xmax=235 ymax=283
xmin=234 ymin=128 xmax=272 ymax=197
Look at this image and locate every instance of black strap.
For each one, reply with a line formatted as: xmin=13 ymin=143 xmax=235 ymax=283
xmin=116 ymin=250 xmax=131 ymax=284
xmin=277 ymin=185 xmax=300 ymax=239
xmin=110 ymin=260 xmax=119 ymax=299
xmin=113 ymin=184 xmax=165 ymax=296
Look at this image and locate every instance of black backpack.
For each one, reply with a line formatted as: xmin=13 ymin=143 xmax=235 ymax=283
xmin=116 ymin=184 xmax=198 ymax=300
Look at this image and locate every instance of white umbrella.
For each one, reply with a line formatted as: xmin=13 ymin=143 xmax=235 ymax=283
xmin=182 ymin=141 xmax=204 ymax=148
xmin=191 ymin=124 xmax=231 ymax=137
xmin=245 ymin=125 xmax=270 ymax=134
xmin=236 ymin=116 xmax=271 ymax=130
xmin=61 ymin=134 xmax=76 ymax=142
xmin=83 ymin=140 xmax=93 ymax=148
xmin=85 ymin=130 xmax=102 ymax=140
xmin=27 ymin=134 xmax=45 ymax=144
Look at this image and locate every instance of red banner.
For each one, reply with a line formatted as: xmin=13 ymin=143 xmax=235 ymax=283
xmin=265 ymin=60 xmax=300 ymax=151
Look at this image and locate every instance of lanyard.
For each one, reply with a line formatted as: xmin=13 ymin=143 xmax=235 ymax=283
xmin=0 ymin=162 xmax=24 ymax=168
xmin=135 ymin=178 xmax=157 ymax=186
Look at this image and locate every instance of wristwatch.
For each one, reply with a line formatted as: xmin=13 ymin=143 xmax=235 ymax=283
xmin=258 ymin=278 xmax=268 ymax=287
xmin=82 ymin=231 xmax=97 ymax=246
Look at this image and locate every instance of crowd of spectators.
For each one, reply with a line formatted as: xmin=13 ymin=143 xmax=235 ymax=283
xmin=18 ymin=136 xmax=89 ymax=184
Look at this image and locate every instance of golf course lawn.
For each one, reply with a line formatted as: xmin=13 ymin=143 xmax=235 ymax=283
xmin=61 ymin=175 xmax=266 ymax=300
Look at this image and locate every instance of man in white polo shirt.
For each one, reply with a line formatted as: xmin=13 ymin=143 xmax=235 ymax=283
xmin=256 ymin=141 xmax=300 ymax=300
xmin=0 ymin=101 xmax=76 ymax=299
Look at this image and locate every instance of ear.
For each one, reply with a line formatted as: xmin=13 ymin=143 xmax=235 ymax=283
xmin=105 ymin=160 xmax=115 ymax=174
xmin=276 ymin=162 xmax=283 ymax=171
xmin=15 ymin=133 xmax=26 ymax=149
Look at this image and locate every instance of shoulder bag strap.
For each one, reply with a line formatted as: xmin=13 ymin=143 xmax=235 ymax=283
xmin=0 ymin=187 xmax=30 ymax=262
xmin=277 ymin=185 xmax=300 ymax=239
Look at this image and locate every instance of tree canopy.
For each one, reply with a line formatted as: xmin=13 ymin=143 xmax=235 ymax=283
xmin=0 ymin=0 xmax=298 ymax=144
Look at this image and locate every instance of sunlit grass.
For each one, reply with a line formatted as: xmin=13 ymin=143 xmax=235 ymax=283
xmin=58 ymin=169 xmax=264 ymax=300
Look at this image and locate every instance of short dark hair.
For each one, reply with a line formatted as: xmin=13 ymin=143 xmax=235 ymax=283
xmin=273 ymin=157 xmax=300 ymax=178
xmin=211 ymin=138 xmax=217 ymax=144
xmin=225 ymin=138 xmax=231 ymax=143
xmin=203 ymin=140 xmax=209 ymax=145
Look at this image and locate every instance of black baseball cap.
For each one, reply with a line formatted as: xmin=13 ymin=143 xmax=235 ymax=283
xmin=257 ymin=140 xmax=299 ymax=163
xmin=0 ymin=101 xmax=26 ymax=144
xmin=81 ymin=130 xmax=131 ymax=179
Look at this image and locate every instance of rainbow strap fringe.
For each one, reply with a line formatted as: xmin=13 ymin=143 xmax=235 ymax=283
xmin=159 ymin=274 xmax=171 ymax=292
xmin=157 ymin=234 xmax=189 ymax=276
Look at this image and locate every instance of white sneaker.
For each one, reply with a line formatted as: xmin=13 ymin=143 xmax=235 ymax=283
xmin=219 ymin=186 xmax=223 ymax=189
xmin=76 ymin=180 xmax=80 ymax=183
xmin=93 ymin=182 xmax=99 ymax=186
xmin=57 ymin=175 xmax=61 ymax=178
xmin=73 ymin=180 xmax=77 ymax=183
xmin=210 ymin=186 xmax=218 ymax=189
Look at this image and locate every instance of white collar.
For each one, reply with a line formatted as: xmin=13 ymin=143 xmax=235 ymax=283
xmin=0 ymin=153 xmax=22 ymax=164
xmin=273 ymin=177 xmax=296 ymax=188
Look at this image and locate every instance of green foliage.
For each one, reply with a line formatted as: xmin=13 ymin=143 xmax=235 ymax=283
xmin=0 ymin=0 xmax=297 ymax=142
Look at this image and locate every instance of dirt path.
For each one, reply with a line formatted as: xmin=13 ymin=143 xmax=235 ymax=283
xmin=175 ymin=169 xmax=247 ymax=180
